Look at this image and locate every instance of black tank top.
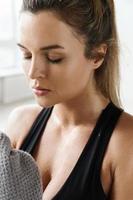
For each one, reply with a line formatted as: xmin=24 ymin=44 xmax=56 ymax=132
xmin=20 ymin=102 xmax=123 ymax=200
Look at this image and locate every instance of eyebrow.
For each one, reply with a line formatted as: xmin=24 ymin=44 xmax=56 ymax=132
xmin=17 ymin=43 xmax=65 ymax=51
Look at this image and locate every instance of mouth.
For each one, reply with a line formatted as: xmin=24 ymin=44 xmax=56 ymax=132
xmin=32 ymin=87 xmax=51 ymax=96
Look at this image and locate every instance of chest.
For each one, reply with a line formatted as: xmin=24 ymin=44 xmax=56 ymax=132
xmin=32 ymin=127 xmax=112 ymax=200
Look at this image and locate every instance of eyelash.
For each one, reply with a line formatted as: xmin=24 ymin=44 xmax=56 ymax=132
xmin=46 ymin=57 xmax=63 ymax=64
xmin=23 ymin=55 xmax=63 ymax=64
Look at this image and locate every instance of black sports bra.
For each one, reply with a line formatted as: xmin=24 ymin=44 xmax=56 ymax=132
xmin=20 ymin=102 xmax=123 ymax=200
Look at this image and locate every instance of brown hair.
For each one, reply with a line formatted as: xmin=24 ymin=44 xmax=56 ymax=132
xmin=21 ymin=0 xmax=121 ymax=107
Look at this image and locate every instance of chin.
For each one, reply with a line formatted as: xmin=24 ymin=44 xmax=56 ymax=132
xmin=34 ymin=96 xmax=57 ymax=108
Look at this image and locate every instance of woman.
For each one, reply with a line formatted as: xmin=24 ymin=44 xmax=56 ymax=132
xmin=6 ymin=0 xmax=133 ymax=199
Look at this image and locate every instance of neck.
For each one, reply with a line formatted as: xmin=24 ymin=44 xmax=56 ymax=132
xmin=52 ymin=89 xmax=109 ymax=129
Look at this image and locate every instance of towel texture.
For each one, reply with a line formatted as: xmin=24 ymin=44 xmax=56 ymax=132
xmin=0 ymin=131 xmax=43 ymax=200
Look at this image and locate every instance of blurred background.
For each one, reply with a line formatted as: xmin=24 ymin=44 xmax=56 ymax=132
xmin=0 ymin=0 xmax=133 ymax=131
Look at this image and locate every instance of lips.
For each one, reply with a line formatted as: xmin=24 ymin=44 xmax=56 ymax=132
xmin=32 ymin=87 xmax=51 ymax=96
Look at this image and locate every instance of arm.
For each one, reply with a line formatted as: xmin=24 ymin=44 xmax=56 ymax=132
xmin=109 ymin=113 xmax=133 ymax=200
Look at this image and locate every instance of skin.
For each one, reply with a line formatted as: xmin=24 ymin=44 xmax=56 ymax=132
xmin=6 ymin=11 xmax=133 ymax=200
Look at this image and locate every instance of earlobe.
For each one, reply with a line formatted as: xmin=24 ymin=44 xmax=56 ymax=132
xmin=92 ymin=44 xmax=107 ymax=69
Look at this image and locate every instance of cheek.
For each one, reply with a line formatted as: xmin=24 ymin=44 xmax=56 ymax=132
xmin=52 ymin=63 xmax=92 ymax=97
xmin=67 ymin=61 xmax=92 ymax=87
xmin=69 ymin=67 xmax=91 ymax=92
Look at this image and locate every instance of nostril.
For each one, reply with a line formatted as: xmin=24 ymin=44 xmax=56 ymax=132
xmin=28 ymin=69 xmax=47 ymax=79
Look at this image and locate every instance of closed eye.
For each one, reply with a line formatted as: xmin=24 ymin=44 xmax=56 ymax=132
xmin=22 ymin=55 xmax=63 ymax=63
xmin=47 ymin=57 xmax=63 ymax=64
xmin=23 ymin=56 xmax=32 ymax=60
xmin=20 ymin=52 xmax=32 ymax=60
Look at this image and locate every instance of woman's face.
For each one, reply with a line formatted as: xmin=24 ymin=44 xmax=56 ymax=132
xmin=18 ymin=11 xmax=97 ymax=107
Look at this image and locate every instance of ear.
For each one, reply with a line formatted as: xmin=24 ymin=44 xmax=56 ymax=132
xmin=91 ymin=43 xmax=107 ymax=69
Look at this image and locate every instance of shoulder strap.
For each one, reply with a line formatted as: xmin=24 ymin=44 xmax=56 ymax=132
xmin=90 ymin=102 xmax=123 ymax=199
xmin=20 ymin=107 xmax=53 ymax=154
xmin=96 ymin=102 xmax=123 ymax=170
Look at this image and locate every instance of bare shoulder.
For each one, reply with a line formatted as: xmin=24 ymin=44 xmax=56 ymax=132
xmin=109 ymin=111 xmax=133 ymax=199
xmin=110 ymin=111 xmax=133 ymax=158
xmin=112 ymin=111 xmax=133 ymax=147
xmin=119 ymin=111 xmax=133 ymax=130
xmin=5 ymin=104 xmax=43 ymax=149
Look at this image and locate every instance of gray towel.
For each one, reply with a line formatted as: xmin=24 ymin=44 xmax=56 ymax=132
xmin=0 ymin=132 xmax=43 ymax=200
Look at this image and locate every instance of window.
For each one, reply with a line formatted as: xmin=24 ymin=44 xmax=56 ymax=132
xmin=0 ymin=0 xmax=22 ymax=69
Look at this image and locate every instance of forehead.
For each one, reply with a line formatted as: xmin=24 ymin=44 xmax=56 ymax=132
xmin=18 ymin=11 xmax=84 ymax=50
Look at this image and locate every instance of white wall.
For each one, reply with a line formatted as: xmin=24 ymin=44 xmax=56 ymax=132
xmin=115 ymin=1 xmax=133 ymax=114
xmin=0 ymin=72 xmax=32 ymax=104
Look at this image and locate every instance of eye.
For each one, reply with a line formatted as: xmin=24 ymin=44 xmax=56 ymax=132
xmin=47 ymin=57 xmax=63 ymax=64
xmin=18 ymin=48 xmax=32 ymax=60
xmin=22 ymin=54 xmax=32 ymax=60
xmin=24 ymin=56 xmax=32 ymax=60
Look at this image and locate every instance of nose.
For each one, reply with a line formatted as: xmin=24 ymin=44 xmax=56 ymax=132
xmin=28 ymin=57 xmax=47 ymax=79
